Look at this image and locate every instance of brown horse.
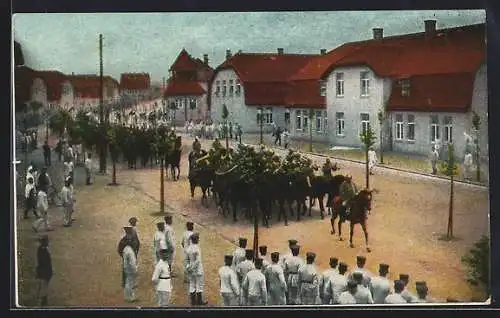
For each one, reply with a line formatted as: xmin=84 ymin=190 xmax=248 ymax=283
xmin=331 ymin=189 xmax=373 ymax=252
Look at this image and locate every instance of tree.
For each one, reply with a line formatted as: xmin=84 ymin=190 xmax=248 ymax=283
xmin=308 ymin=110 xmax=314 ymax=152
xmin=462 ymin=235 xmax=490 ymax=298
xmin=107 ymin=124 xmax=121 ymax=186
xmin=49 ymin=109 xmax=73 ymax=138
xmin=377 ymin=109 xmax=385 ymax=164
xmin=472 ymin=111 xmax=481 ymax=182
xmin=360 ymin=124 xmax=377 ymax=189
xmin=152 ymin=125 xmax=173 ymax=213
xmin=440 ymin=143 xmax=458 ymax=239
xmin=222 ymin=104 xmax=229 ymax=149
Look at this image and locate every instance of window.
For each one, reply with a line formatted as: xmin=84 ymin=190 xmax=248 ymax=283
xmin=235 ymin=79 xmax=241 ymax=96
xmin=360 ymin=71 xmax=370 ymax=96
xmin=319 ymin=81 xmax=326 ymax=97
xmin=215 ymin=81 xmax=220 ymax=96
xmin=175 ymin=99 xmax=180 ymax=109
xmin=430 ymin=115 xmax=440 ymax=142
xmin=336 ymin=73 xmax=344 ymax=97
xmin=189 ymin=98 xmax=197 ymax=109
xmin=303 ymin=110 xmax=309 ymax=130
xmin=336 ymin=112 xmax=345 ymax=136
xmin=395 ymin=114 xmax=404 ymax=140
xmin=296 ymin=110 xmax=302 ymax=130
xmin=444 ymin=116 xmax=453 ymax=143
xmin=222 ymin=80 xmax=227 ymax=97
xmin=360 ymin=113 xmax=370 ymax=134
xmin=265 ymin=107 xmax=273 ymax=124
xmin=400 ymin=79 xmax=411 ymax=97
xmin=229 ymin=80 xmax=234 ymax=97
xmin=407 ymin=114 xmax=415 ymax=141
xmin=323 ymin=111 xmax=328 ymax=132
xmin=315 ymin=111 xmax=323 ymax=132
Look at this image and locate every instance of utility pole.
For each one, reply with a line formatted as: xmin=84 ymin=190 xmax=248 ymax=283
xmin=98 ymin=33 xmax=107 ymax=174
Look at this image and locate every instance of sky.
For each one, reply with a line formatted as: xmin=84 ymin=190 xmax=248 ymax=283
xmin=13 ymin=10 xmax=485 ymax=83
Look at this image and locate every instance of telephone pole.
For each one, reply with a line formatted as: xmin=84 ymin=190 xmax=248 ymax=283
xmin=98 ymin=33 xmax=107 ymax=173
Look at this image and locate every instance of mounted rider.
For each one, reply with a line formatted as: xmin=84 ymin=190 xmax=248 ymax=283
xmin=338 ymin=175 xmax=358 ymax=216
xmin=322 ymin=158 xmax=334 ymax=179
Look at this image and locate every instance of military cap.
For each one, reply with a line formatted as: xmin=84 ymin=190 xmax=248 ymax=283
xmin=259 ymin=245 xmax=267 ymax=253
xmin=416 ymin=281 xmax=428 ymax=290
xmin=271 ymin=252 xmax=280 ymax=258
xmin=306 ymin=252 xmax=316 ymax=259
xmin=329 ymin=257 xmax=339 ymax=264
xmin=399 ymin=274 xmax=410 ymax=281
xmin=224 ymin=255 xmax=234 ymax=262
xmin=338 ymin=262 xmax=348 ymax=271
xmin=347 ymin=281 xmax=358 ymax=289
xmin=239 ymin=237 xmax=248 ymax=244
xmin=352 ymin=272 xmax=363 ymax=280
xmin=156 ymin=222 xmax=165 ymax=227
xmin=245 ymin=249 xmax=254 ymax=257
xmin=379 ymin=263 xmax=390 ymax=271
xmin=129 ymin=217 xmax=138 ymax=224
xmin=123 ymin=226 xmax=133 ymax=232
xmin=290 ymin=245 xmax=300 ymax=253
xmin=394 ymin=280 xmax=406 ymax=290
xmin=186 ymin=221 xmax=194 ymax=226
xmin=288 ymin=239 xmax=298 ymax=246
xmin=356 ymin=255 xmax=366 ymax=262
xmin=254 ymin=258 xmax=263 ymax=267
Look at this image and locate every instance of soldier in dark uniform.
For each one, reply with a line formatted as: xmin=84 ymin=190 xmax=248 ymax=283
xmin=339 ymin=175 xmax=359 ymax=217
xmin=322 ymin=159 xmax=334 ymax=178
xmin=43 ymin=140 xmax=51 ymax=166
xmin=36 ymin=235 xmax=53 ymax=306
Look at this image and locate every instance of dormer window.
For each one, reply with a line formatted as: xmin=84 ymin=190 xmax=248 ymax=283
xmin=399 ymin=79 xmax=411 ymax=97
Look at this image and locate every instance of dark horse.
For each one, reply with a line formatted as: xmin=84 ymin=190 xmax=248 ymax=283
xmin=331 ymin=189 xmax=373 ymax=252
xmin=166 ymin=149 xmax=181 ymax=181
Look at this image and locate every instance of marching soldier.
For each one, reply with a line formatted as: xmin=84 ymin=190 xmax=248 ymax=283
xmin=280 ymin=239 xmax=298 ymax=269
xmin=351 ymin=272 xmax=374 ymax=304
xmin=319 ymin=257 xmax=339 ymax=304
xmin=264 ymin=252 xmax=287 ymax=305
xmin=242 ymin=258 xmax=268 ymax=306
xmin=36 ymin=235 xmax=53 ymax=306
xmin=232 ymin=237 xmax=248 ymax=270
xmin=415 ymin=281 xmax=435 ymax=303
xmin=185 ymin=233 xmax=207 ymax=306
xmin=218 ymin=255 xmax=240 ymax=306
xmin=337 ymin=281 xmax=358 ymax=305
xmin=24 ymin=177 xmax=38 ymax=219
xmin=298 ymin=252 xmax=320 ymax=305
xmin=325 ymin=262 xmax=349 ymax=304
xmin=348 ymin=255 xmax=373 ymax=287
xmin=122 ymin=226 xmax=138 ymax=302
xmin=60 ymin=179 xmax=75 ymax=227
xmin=283 ymin=244 xmax=304 ymax=305
xmin=259 ymin=245 xmax=270 ymax=273
xmin=384 ymin=280 xmax=408 ymax=304
xmin=153 ymin=222 xmax=167 ymax=264
xmin=369 ymin=263 xmax=391 ymax=304
xmin=152 ymin=249 xmax=173 ymax=307
xmin=164 ymin=215 xmax=176 ymax=273
xmin=182 ymin=222 xmax=195 ymax=281
xmin=236 ymin=249 xmax=256 ymax=284
xmin=399 ymin=273 xmax=418 ymax=303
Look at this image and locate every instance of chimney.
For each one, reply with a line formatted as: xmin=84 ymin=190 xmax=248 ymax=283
xmin=277 ymin=48 xmax=284 ymax=55
xmin=424 ymin=20 xmax=437 ymax=38
xmin=372 ymin=28 xmax=384 ymax=40
xmin=320 ymin=49 xmax=327 ymax=55
xmin=203 ymin=54 xmax=209 ymax=65
xmin=226 ymin=50 xmax=232 ymax=60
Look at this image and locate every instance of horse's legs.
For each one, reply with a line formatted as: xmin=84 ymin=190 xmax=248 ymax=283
xmin=338 ymin=219 xmax=344 ymax=241
xmin=361 ymin=221 xmax=371 ymax=252
xmin=308 ymin=197 xmax=313 ymax=217
xmin=319 ymin=196 xmax=325 ymax=219
xmin=330 ymin=215 xmax=336 ymax=234
xmin=349 ymin=222 xmax=355 ymax=248
xmin=311 ymin=197 xmax=316 ymax=207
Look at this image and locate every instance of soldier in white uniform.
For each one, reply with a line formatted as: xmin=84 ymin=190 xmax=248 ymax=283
xmin=384 ymin=280 xmax=408 ymax=304
xmin=348 ymin=255 xmax=373 ymax=287
xmin=242 ymin=258 xmax=268 ymax=306
xmin=283 ymin=244 xmax=304 ymax=305
xmin=60 ymin=179 xmax=75 ymax=227
xmin=280 ymin=239 xmax=298 ymax=269
xmin=182 ymin=222 xmax=194 ymax=282
xmin=153 ymin=222 xmax=167 ymax=264
xmin=298 ymin=252 xmax=320 ymax=305
xmin=415 ymin=281 xmax=435 ymax=303
xmin=152 ymin=249 xmax=173 ymax=306
xmin=236 ymin=249 xmax=256 ymax=284
xmin=319 ymin=257 xmax=339 ymax=304
xmin=399 ymin=273 xmax=418 ymax=303
xmin=337 ymin=281 xmax=358 ymax=305
xmin=34 ymin=188 xmax=52 ymax=232
xmin=369 ymin=263 xmax=391 ymax=304
xmin=351 ymin=272 xmax=374 ymax=304
xmin=218 ymin=255 xmax=240 ymax=306
xmin=259 ymin=245 xmax=270 ymax=273
xmin=232 ymin=237 xmax=248 ymax=270
xmin=122 ymin=227 xmax=138 ymax=302
xmin=164 ymin=215 xmax=176 ymax=273
xmin=185 ymin=233 xmax=208 ymax=306
xmin=325 ymin=262 xmax=349 ymax=304
xmin=264 ymin=252 xmax=287 ymax=305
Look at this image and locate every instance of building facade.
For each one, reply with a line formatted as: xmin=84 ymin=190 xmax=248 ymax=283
xmin=119 ymin=73 xmax=152 ymax=101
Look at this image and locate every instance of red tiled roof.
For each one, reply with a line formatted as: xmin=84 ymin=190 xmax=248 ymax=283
xmin=285 ymin=80 xmax=325 ymax=109
xmin=119 ymin=73 xmax=151 ymax=91
xmin=387 ymin=73 xmax=476 ymax=113
xmin=164 ymin=79 xmax=206 ymax=96
xmin=69 ymin=75 xmax=120 ymax=99
xmin=170 ymin=49 xmax=212 ymax=72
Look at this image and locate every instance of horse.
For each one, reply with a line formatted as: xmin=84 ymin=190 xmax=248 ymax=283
xmin=165 ymin=149 xmax=181 ymax=181
xmin=331 ymin=189 xmax=374 ymax=252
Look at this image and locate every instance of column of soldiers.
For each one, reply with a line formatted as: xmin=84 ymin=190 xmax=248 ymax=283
xmin=217 ymin=238 xmax=434 ymax=306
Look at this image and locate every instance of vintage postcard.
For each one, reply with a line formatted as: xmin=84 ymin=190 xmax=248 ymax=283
xmin=12 ymin=10 xmax=489 ymax=308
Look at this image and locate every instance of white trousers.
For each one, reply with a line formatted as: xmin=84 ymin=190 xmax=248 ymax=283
xmin=63 ymin=204 xmax=74 ymax=225
xmin=124 ymin=274 xmax=137 ymax=301
xmin=156 ymin=291 xmax=171 ymax=306
xmin=188 ymin=274 xmax=204 ymax=293
xmin=221 ymin=292 xmax=239 ymax=306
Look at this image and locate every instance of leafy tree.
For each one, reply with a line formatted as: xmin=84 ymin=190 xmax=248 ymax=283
xmin=377 ymin=109 xmax=385 ymax=164
xmin=107 ymin=124 xmax=125 ymax=186
xmin=49 ymin=109 xmax=73 ymax=138
xmin=462 ymin=235 xmax=490 ymax=297
xmin=472 ymin=111 xmax=481 ymax=182
xmin=440 ymin=143 xmax=459 ymax=239
xmin=360 ymin=124 xmax=377 ymax=189
xmin=222 ymin=104 xmax=229 ymax=149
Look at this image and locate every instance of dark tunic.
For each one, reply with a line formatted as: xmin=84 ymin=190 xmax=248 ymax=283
xmin=36 ymin=246 xmax=53 ymax=281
